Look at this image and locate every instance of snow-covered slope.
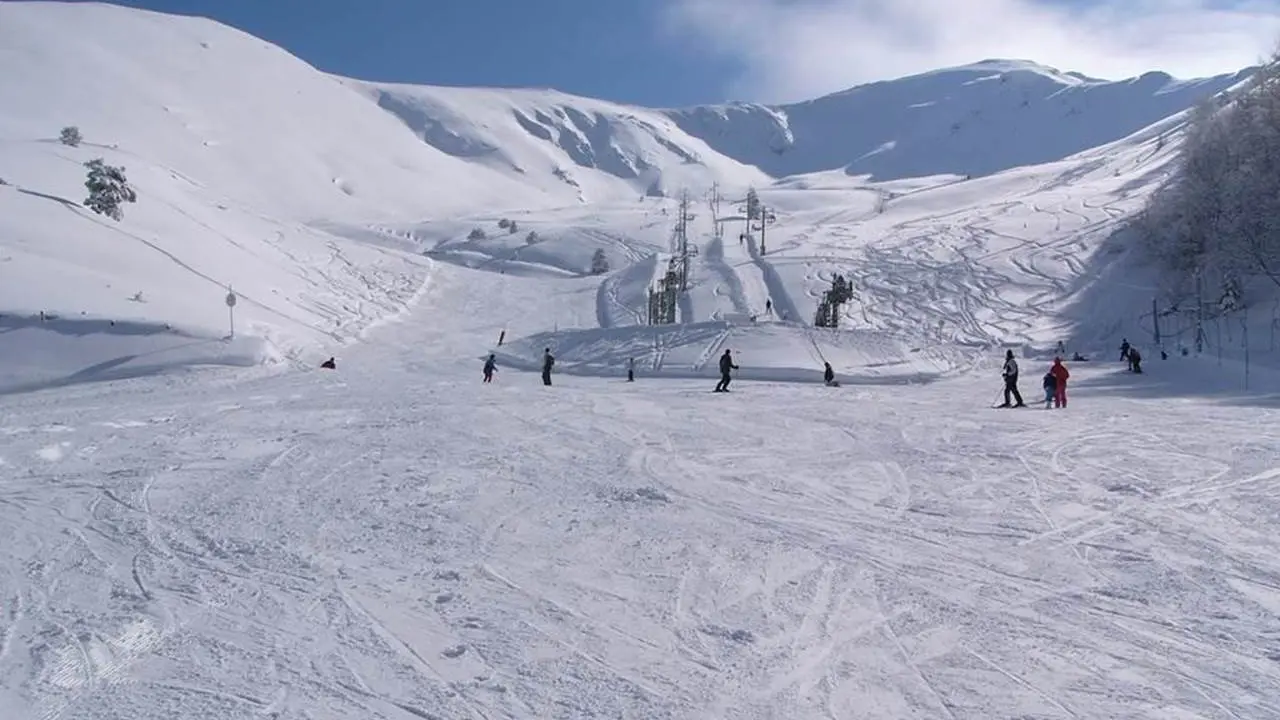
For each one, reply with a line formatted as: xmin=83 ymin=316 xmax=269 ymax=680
xmin=5 ymin=252 xmax=1280 ymax=720
xmin=0 ymin=1 xmax=556 ymax=387
xmin=0 ymin=0 xmax=1251 ymax=395
xmin=345 ymin=81 xmax=771 ymax=201
xmin=667 ymin=59 xmax=1252 ymax=180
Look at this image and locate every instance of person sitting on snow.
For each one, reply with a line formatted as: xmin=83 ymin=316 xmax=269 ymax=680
xmin=320 ymin=357 xmax=336 ymax=369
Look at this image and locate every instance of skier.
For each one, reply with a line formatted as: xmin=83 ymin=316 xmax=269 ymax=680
xmin=541 ymin=347 xmax=555 ymax=386
xmin=627 ymin=357 xmax=635 ymax=382
xmin=483 ymin=353 xmax=497 ymax=383
xmin=1050 ymin=357 xmax=1070 ymax=407
xmin=714 ymin=349 xmax=738 ymax=392
xmin=1042 ymin=368 xmax=1056 ymax=409
xmin=998 ymin=349 xmax=1025 ymax=407
xmin=1119 ymin=338 xmax=1130 ymax=362
xmin=765 ymin=299 xmax=773 ymax=315
xmin=320 ymin=357 xmax=336 ymax=369
xmin=823 ymin=361 xmax=839 ymax=387
xmin=1128 ymin=347 xmax=1143 ymax=373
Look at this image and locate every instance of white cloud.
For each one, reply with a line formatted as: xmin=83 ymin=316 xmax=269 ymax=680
xmin=661 ymin=0 xmax=1280 ymax=102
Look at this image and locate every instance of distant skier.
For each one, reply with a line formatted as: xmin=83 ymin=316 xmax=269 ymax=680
xmin=627 ymin=357 xmax=635 ymax=382
xmin=714 ymin=349 xmax=738 ymax=392
xmin=541 ymin=348 xmax=555 ymax=386
xmin=998 ymin=349 xmax=1024 ymax=407
xmin=1042 ymin=369 xmax=1056 ymax=409
xmin=1128 ymin=347 xmax=1143 ymax=373
xmin=1119 ymin=338 xmax=1130 ymax=362
xmin=320 ymin=357 xmax=336 ymax=370
xmin=823 ymin=361 xmax=839 ymax=387
xmin=483 ymin=354 xmax=497 ymax=383
xmin=1050 ymin=357 xmax=1070 ymax=407
xmin=765 ymin=299 xmax=772 ymax=315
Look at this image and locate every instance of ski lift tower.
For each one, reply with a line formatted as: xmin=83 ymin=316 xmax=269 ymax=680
xmin=757 ymin=206 xmax=777 ymax=255
xmin=673 ymin=190 xmax=697 ymax=290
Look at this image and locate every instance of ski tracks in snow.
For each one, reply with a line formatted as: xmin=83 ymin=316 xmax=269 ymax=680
xmin=4 ymin=328 xmax=1280 ymax=717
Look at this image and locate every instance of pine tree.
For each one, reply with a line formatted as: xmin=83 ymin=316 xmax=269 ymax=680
xmin=590 ymin=248 xmax=609 ymax=274
xmin=60 ymin=126 xmax=82 ymax=147
xmin=83 ymin=158 xmax=136 ymax=221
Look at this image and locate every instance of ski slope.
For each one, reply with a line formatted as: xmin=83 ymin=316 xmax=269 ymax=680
xmin=5 ymin=2 xmax=1280 ymax=717
xmin=4 ymin=259 xmax=1280 ymax=719
xmin=0 ymin=1 xmax=1243 ymax=388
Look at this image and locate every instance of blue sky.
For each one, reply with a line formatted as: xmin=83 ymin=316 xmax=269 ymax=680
xmin=64 ymin=0 xmax=1280 ymax=105
xmin=62 ymin=0 xmax=739 ymax=107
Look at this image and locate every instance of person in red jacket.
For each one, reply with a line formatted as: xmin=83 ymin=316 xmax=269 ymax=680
xmin=1050 ymin=357 xmax=1070 ymax=407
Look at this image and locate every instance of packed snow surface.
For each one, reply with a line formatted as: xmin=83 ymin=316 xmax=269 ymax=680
xmin=4 ymin=261 xmax=1280 ymax=720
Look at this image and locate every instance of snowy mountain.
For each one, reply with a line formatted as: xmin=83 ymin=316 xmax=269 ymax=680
xmin=9 ymin=4 xmax=1280 ymax=719
xmin=667 ymin=59 xmax=1253 ymax=181
xmin=0 ymin=1 xmax=558 ymax=386
xmin=359 ymin=59 xmax=1248 ymax=189
xmin=346 ymin=81 xmax=771 ymax=202
xmin=0 ymin=0 xmax=1249 ymax=385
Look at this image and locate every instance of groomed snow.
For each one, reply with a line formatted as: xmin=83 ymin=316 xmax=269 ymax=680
xmin=3 ymin=260 xmax=1280 ymax=719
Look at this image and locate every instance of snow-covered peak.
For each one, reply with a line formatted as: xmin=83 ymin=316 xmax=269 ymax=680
xmin=666 ymin=61 xmax=1249 ymax=180
xmin=342 ymin=80 xmax=770 ymax=202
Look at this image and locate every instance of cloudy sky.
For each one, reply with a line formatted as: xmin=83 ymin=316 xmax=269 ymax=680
xmin=665 ymin=0 xmax=1280 ymax=101
xmin=60 ymin=0 xmax=1280 ymax=105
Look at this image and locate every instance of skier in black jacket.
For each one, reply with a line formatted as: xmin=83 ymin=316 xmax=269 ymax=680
xmin=998 ymin=349 xmax=1025 ymax=407
xmin=714 ymin=349 xmax=738 ymax=392
xmin=541 ymin=348 xmax=554 ymax=386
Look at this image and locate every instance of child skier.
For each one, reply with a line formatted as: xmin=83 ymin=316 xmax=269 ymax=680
xmin=483 ymin=354 xmax=497 ymax=383
xmin=1042 ymin=369 xmax=1056 ymax=408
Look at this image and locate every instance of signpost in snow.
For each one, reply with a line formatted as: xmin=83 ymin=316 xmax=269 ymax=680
xmin=226 ymin=287 xmax=237 ymax=338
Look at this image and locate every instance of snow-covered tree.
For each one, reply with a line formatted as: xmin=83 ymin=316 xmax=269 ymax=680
xmin=497 ymin=218 xmax=511 ymax=229
xmin=508 ymin=219 xmax=518 ymax=234
xmin=1134 ymin=55 xmax=1280 ymax=305
xmin=525 ymin=230 xmax=539 ymax=245
xmin=83 ymin=158 xmax=136 ymax=221
xmin=590 ymin=249 xmax=609 ymax=274
xmin=59 ymin=126 xmax=82 ymax=147
xmin=467 ymin=227 xmax=487 ymax=240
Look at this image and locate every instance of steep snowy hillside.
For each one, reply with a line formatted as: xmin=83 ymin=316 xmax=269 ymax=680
xmin=346 ymin=81 xmax=770 ymax=201
xmin=0 ymin=1 xmax=556 ymax=390
xmin=667 ymin=59 xmax=1253 ymax=181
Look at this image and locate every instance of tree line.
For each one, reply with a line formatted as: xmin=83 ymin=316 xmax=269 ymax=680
xmin=1134 ymin=57 xmax=1280 ymax=313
